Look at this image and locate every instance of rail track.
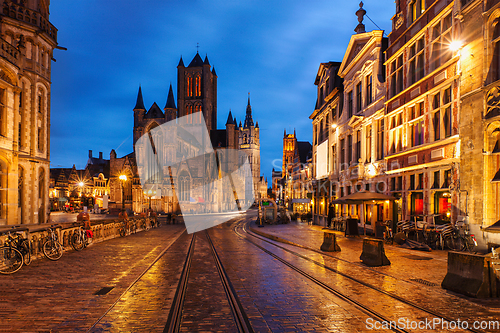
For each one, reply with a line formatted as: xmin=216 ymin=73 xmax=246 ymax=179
xmin=163 ymin=230 xmax=253 ymax=333
xmin=233 ymin=218 xmax=486 ymax=333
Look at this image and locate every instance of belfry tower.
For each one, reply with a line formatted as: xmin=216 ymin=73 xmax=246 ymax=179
xmin=239 ymin=95 xmax=260 ymax=192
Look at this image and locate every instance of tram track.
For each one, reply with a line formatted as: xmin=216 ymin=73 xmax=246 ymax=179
xmin=164 ymin=229 xmax=254 ymax=333
xmin=234 ymin=218 xmax=486 ymax=333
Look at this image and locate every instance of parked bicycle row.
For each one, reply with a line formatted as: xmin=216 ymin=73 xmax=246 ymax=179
xmin=0 ymin=216 xmax=161 ymax=274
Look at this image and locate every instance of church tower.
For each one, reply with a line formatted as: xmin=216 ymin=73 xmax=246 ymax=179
xmin=239 ymin=95 xmax=260 ymax=193
xmin=177 ymin=53 xmax=217 ymax=131
xmin=282 ymin=129 xmax=297 ymax=178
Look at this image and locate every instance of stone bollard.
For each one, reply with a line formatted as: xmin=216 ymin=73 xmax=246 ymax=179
xmin=441 ymin=251 xmax=499 ymax=298
xmin=360 ymin=238 xmax=391 ymax=266
xmin=320 ymin=230 xmax=341 ymax=252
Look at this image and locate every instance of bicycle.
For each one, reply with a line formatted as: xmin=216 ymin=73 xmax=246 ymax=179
xmin=440 ymin=223 xmax=465 ymax=251
xmin=0 ymin=231 xmax=29 ymax=274
xmin=43 ymin=225 xmax=63 ymax=260
xmin=383 ymin=220 xmax=394 ymax=245
xmin=71 ymin=223 xmax=89 ymax=251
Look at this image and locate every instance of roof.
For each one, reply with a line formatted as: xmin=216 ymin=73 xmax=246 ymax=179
xmin=145 ymin=102 xmax=164 ymax=119
xmin=340 ymin=192 xmax=396 ymax=202
xmin=297 ymin=141 xmax=312 ymax=164
xmin=226 ymin=110 xmax=235 ymax=125
xmin=134 ymin=86 xmax=145 ymax=110
xmin=188 ymin=53 xmax=204 ymax=67
xmin=165 ymin=84 xmax=176 ymax=109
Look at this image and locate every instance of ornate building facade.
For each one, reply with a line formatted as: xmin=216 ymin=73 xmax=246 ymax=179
xmin=309 ymin=0 xmax=500 ymax=248
xmin=109 ymin=53 xmax=265 ymax=214
xmin=0 ymin=0 xmax=58 ymax=225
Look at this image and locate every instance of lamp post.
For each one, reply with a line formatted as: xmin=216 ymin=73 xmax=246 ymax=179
xmin=119 ymin=174 xmax=127 ymax=211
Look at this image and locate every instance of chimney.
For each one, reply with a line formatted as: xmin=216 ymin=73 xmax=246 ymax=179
xmin=89 ymin=150 xmax=92 ymax=158
xmin=99 ymin=152 xmax=103 ymax=159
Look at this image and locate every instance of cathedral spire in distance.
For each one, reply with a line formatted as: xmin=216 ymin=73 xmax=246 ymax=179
xmin=165 ymin=84 xmax=176 ymax=109
xmin=244 ymin=92 xmax=254 ymax=128
xmin=134 ymin=86 xmax=145 ymax=110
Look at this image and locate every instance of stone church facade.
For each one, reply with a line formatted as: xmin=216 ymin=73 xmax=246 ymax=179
xmin=109 ymin=52 xmax=265 ymax=214
xmin=0 ymin=0 xmax=58 ymax=225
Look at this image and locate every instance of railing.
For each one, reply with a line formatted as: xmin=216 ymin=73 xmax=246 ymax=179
xmin=2 ymin=2 xmax=57 ymax=42
xmin=0 ymin=37 xmax=18 ymax=65
xmin=0 ymin=216 xmax=156 ymax=261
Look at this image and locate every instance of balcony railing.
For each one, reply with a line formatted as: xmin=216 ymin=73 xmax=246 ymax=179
xmin=0 ymin=37 xmax=18 ymax=65
xmin=2 ymin=2 xmax=57 ymax=43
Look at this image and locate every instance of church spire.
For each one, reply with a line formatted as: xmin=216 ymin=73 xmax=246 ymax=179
xmin=244 ymin=92 xmax=254 ymax=128
xmin=226 ymin=109 xmax=234 ymax=125
xmin=134 ymin=86 xmax=145 ymax=110
xmin=164 ymin=84 xmax=176 ymax=109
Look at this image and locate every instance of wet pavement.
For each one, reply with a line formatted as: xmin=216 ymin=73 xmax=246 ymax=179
xmin=1 ymin=212 xmax=500 ymax=332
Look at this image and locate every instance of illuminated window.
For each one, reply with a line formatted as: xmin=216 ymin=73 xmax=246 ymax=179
xmin=431 ymin=13 xmax=453 ymax=71
xmin=348 ymin=91 xmax=353 ymax=117
xmin=409 ymin=37 xmax=425 ymax=84
xmin=365 ymin=125 xmax=371 ymax=163
xmin=194 ymin=75 xmax=201 ymax=97
xmin=409 ymin=0 xmax=425 ymax=24
xmin=432 ymin=87 xmax=453 ymax=141
xmin=376 ymin=119 xmax=384 ymax=160
xmin=389 ymin=112 xmax=403 ymax=154
xmin=366 ymin=75 xmax=372 ymax=105
xmin=389 ymin=54 xmax=404 ymax=97
xmin=186 ymin=76 xmax=192 ymax=97
xmin=356 ymin=82 xmax=362 ymax=113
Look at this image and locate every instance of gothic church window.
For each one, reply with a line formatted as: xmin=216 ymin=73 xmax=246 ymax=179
xmin=179 ymin=172 xmax=190 ymax=202
xmin=186 ymin=76 xmax=192 ymax=97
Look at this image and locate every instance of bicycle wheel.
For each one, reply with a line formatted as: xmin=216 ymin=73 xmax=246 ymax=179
xmin=445 ymin=235 xmax=465 ymax=251
xmin=0 ymin=246 xmax=23 ymax=274
xmin=43 ymin=240 xmax=63 ymax=260
xmin=465 ymin=237 xmax=476 ymax=253
xmin=71 ymin=232 xmax=85 ymax=251
xmin=119 ymin=227 xmax=126 ymax=237
xmin=20 ymin=240 xmax=32 ymax=265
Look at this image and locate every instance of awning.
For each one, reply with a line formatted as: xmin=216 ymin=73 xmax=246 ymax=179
xmin=331 ymin=198 xmax=348 ymax=204
xmin=340 ymin=192 xmax=396 ymax=202
xmin=483 ymin=219 xmax=500 ymax=233
xmin=292 ymin=198 xmax=311 ymax=204
xmin=492 ymin=169 xmax=500 ymax=183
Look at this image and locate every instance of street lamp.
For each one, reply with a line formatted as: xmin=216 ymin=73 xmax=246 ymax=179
xmin=119 ymin=174 xmax=127 ymax=211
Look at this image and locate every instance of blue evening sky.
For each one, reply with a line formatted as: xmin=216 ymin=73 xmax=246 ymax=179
xmin=49 ymin=0 xmax=394 ymax=180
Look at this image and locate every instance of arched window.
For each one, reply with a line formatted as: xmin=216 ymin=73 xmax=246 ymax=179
xmin=179 ymin=172 xmax=190 ymax=202
xmin=186 ymin=76 xmax=192 ymax=97
xmin=194 ymin=103 xmax=202 ymax=123
xmin=194 ymin=75 xmax=201 ymax=97
xmin=186 ymin=104 xmax=193 ymax=124
xmin=492 ymin=19 xmax=500 ymax=82
xmin=39 ymin=168 xmax=45 ymax=223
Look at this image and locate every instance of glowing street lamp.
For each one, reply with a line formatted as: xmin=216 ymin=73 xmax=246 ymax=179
xmin=119 ymin=174 xmax=127 ymax=211
xmin=449 ymin=41 xmax=462 ymax=52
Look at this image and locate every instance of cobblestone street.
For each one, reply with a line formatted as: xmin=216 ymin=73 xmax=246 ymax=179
xmin=1 ymin=212 xmax=500 ymax=332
